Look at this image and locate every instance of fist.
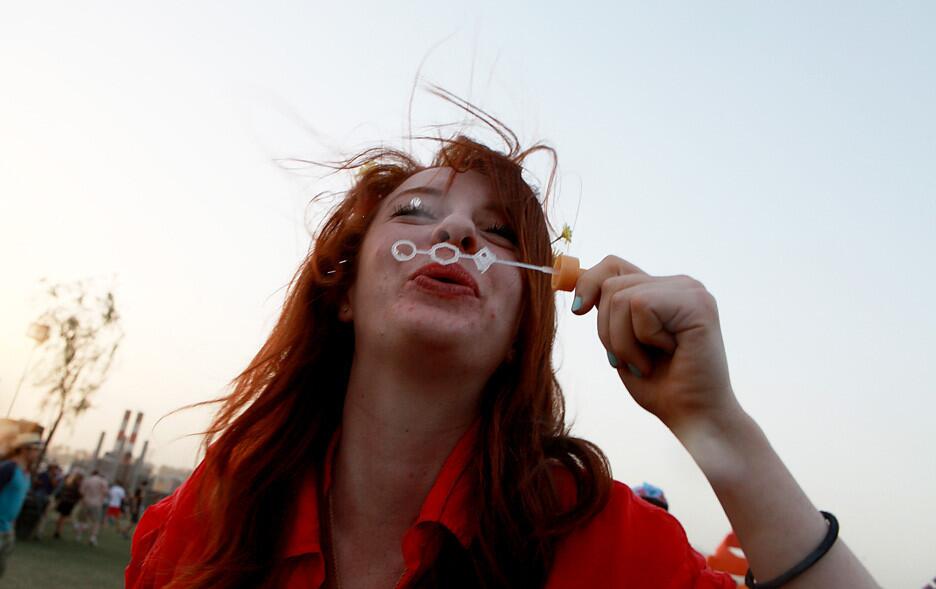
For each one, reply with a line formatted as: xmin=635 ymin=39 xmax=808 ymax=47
xmin=571 ymin=255 xmax=738 ymax=430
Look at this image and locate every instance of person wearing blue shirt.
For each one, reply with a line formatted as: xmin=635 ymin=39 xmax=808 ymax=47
xmin=0 ymin=432 xmax=43 ymax=578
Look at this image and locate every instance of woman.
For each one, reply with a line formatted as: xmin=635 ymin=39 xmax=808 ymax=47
xmin=52 ymin=470 xmax=83 ymax=539
xmin=126 ymin=100 xmax=878 ymax=588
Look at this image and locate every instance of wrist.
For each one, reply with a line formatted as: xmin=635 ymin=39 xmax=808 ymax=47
xmin=668 ymin=400 xmax=765 ymax=486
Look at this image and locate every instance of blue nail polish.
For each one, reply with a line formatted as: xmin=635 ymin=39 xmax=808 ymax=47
xmin=627 ymin=363 xmax=643 ymax=378
xmin=572 ymin=296 xmax=583 ymax=312
xmin=607 ymin=350 xmax=619 ymax=368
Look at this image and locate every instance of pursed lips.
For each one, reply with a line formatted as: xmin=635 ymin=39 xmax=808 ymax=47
xmin=408 ymin=263 xmax=480 ymax=297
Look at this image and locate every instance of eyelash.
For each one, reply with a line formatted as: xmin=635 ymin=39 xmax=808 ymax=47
xmin=390 ymin=203 xmax=429 ymax=218
xmin=485 ymin=224 xmax=517 ymax=243
xmin=390 ymin=204 xmax=517 ymax=245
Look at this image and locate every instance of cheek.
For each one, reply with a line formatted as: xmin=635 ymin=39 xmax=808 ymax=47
xmin=354 ymin=234 xmax=393 ymax=289
xmin=351 ymin=233 xmax=415 ymax=321
xmin=489 ymin=270 xmax=524 ymax=322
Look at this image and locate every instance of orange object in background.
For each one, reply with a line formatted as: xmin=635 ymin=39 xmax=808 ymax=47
xmin=706 ymin=531 xmax=748 ymax=589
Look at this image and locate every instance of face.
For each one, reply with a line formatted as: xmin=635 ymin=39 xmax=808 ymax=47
xmin=23 ymin=446 xmax=41 ymax=464
xmin=347 ymin=167 xmax=524 ymax=370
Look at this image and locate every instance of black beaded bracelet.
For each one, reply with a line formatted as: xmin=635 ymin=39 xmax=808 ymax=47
xmin=744 ymin=511 xmax=839 ymax=589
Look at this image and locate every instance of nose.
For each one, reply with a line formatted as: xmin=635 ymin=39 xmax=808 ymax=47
xmin=432 ymin=213 xmax=478 ymax=254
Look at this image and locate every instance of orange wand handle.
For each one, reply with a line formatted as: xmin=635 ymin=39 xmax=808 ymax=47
xmin=551 ymin=255 xmax=586 ymax=292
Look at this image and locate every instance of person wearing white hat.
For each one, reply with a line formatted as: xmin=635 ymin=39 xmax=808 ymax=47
xmin=0 ymin=432 xmax=43 ymax=577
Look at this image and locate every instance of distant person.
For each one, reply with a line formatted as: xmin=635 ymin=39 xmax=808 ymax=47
xmin=0 ymin=433 xmax=43 ymax=578
xmin=76 ymin=470 xmax=108 ymax=546
xmin=32 ymin=462 xmax=62 ymax=537
xmin=33 ymin=463 xmax=62 ymax=503
xmin=106 ymin=481 xmax=126 ymax=528
xmin=52 ymin=470 xmax=84 ymax=539
xmin=632 ymin=482 xmax=669 ymax=511
xmin=120 ymin=484 xmax=145 ymax=539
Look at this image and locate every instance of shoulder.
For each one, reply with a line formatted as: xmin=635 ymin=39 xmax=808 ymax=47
xmin=552 ymin=475 xmax=687 ymax=549
xmin=0 ymin=460 xmax=16 ymax=477
xmin=0 ymin=461 xmax=25 ymax=489
xmin=548 ymin=477 xmax=735 ymax=589
xmin=0 ymin=460 xmax=29 ymax=483
xmin=125 ymin=462 xmax=207 ymax=588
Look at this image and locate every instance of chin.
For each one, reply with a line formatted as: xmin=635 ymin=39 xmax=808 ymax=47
xmin=400 ymin=312 xmax=482 ymax=344
xmin=386 ymin=306 xmax=494 ymax=352
xmin=359 ymin=294 xmax=512 ymax=360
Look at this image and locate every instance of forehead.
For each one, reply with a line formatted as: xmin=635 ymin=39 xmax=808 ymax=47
xmin=385 ymin=167 xmax=494 ymax=205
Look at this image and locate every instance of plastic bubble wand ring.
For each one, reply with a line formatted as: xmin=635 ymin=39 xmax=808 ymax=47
xmin=390 ymin=239 xmax=584 ymax=292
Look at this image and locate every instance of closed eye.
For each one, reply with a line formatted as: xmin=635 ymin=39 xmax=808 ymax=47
xmin=485 ymin=224 xmax=518 ymax=245
xmin=391 ymin=202 xmax=517 ymax=246
xmin=390 ymin=203 xmax=433 ymax=219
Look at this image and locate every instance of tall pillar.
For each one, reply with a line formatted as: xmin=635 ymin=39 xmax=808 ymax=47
xmin=126 ymin=412 xmax=143 ymax=459
xmin=110 ymin=409 xmax=131 ymax=481
xmin=91 ymin=431 xmax=105 ymax=471
xmin=113 ymin=409 xmax=131 ymax=454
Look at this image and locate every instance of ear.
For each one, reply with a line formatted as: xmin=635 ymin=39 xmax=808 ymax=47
xmin=338 ymin=294 xmax=353 ymax=323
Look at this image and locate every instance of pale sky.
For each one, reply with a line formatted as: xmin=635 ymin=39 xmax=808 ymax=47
xmin=1 ymin=2 xmax=934 ymax=585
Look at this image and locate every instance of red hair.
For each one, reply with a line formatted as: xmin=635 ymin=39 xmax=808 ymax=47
xmin=174 ymin=94 xmax=612 ymax=588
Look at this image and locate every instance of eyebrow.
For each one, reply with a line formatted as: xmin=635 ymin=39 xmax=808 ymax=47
xmin=392 ymin=186 xmax=445 ymax=200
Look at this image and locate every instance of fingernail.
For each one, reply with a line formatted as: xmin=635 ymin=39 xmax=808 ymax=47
xmin=607 ymin=350 xmax=619 ymax=368
xmin=571 ymin=296 xmax=583 ymax=312
xmin=626 ymin=363 xmax=643 ymax=378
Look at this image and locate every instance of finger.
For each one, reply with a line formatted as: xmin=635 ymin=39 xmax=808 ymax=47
xmin=629 ymin=286 xmax=679 ymax=354
xmin=571 ymin=255 xmax=646 ymax=316
xmin=594 ymin=276 xmax=654 ymax=373
xmin=629 ymin=281 xmax=715 ymax=351
xmin=606 ymin=289 xmax=655 ymax=377
xmin=594 ymin=275 xmax=648 ymax=353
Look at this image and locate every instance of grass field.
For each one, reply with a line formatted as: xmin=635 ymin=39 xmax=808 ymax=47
xmin=3 ymin=522 xmax=130 ymax=589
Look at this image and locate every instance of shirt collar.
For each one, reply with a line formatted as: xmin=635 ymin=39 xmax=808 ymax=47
xmin=282 ymin=420 xmax=480 ymax=559
xmin=409 ymin=420 xmax=479 ymax=547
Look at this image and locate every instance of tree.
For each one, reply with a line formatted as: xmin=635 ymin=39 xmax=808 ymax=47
xmin=30 ymin=278 xmax=123 ymax=468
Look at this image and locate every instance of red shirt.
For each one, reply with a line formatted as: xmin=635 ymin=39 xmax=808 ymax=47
xmin=126 ymin=426 xmax=734 ymax=588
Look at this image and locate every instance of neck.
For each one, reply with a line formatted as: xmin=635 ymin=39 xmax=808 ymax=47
xmin=11 ymin=454 xmax=29 ymax=471
xmin=332 ymin=343 xmax=489 ymax=531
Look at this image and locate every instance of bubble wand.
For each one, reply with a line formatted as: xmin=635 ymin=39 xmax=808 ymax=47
xmin=391 ymin=239 xmax=584 ymax=292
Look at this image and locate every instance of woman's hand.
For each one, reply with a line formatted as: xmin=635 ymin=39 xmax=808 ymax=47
xmin=573 ymin=257 xmax=882 ymax=588
xmin=572 ymin=255 xmax=740 ymax=433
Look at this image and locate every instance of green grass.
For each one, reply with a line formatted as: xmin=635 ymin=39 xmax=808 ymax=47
xmin=3 ymin=522 xmax=130 ymax=589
